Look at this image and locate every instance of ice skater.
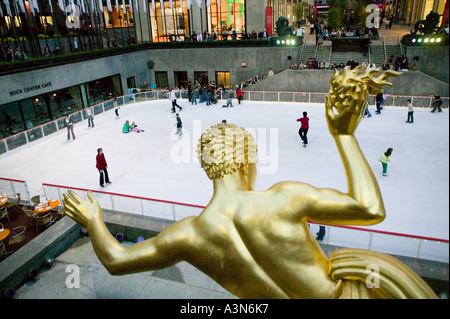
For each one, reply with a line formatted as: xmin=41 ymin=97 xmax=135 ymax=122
xmin=96 ymin=148 xmax=111 ymax=187
xmin=113 ymin=98 xmax=120 ymax=119
xmin=297 ymin=111 xmax=309 ymax=147
xmin=431 ymin=93 xmax=443 ymax=113
xmin=65 ymin=115 xmax=76 ymax=140
xmin=169 ymin=89 xmax=182 ymax=113
xmin=175 ymin=113 xmax=182 ymax=136
xmin=222 ymin=94 xmax=233 ymax=108
xmin=86 ymin=106 xmax=94 ymax=127
xmin=406 ymin=99 xmax=414 ymax=123
xmin=379 ymin=148 xmax=393 ymax=176
xmin=316 ymin=225 xmax=326 ymax=242
xmin=364 ymin=103 xmax=372 ymax=118
xmin=375 ymin=92 xmax=383 ymax=114
xmin=131 ymin=122 xmax=145 ymax=133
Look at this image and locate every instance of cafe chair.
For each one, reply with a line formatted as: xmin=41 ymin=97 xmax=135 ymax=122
xmin=33 ymin=211 xmax=54 ymax=234
xmin=0 ymin=205 xmax=10 ymax=223
xmin=9 ymin=226 xmax=26 ymax=247
xmin=6 ymin=193 xmax=21 ymax=208
xmin=31 ymin=195 xmax=47 ymax=205
xmin=0 ymin=241 xmax=10 ymax=260
xmin=22 ymin=207 xmax=37 ymax=227
xmin=0 ymin=223 xmax=12 ymax=260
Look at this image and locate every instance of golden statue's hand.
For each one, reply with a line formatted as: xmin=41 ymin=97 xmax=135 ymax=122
xmin=63 ymin=190 xmax=102 ymax=228
xmin=325 ymin=80 xmax=368 ymax=136
xmin=326 ymin=67 xmax=402 ymax=136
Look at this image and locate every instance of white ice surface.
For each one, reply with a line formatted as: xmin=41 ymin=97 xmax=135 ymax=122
xmin=0 ymin=99 xmax=448 ymax=260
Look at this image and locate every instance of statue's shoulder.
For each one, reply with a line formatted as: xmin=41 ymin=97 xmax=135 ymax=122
xmin=268 ymin=181 xmax=312 ymax=194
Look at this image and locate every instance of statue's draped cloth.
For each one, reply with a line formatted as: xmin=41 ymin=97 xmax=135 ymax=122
xmin=329 ymin=248 xmax=437 ymax=299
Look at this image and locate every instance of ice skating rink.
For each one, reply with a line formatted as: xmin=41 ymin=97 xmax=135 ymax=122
xmin=0 ymin=99 xmax=448 ymax=259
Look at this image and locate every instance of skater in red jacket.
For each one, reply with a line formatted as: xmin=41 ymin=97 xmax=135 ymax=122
xmin=297 ymin=111 xmax=309 ymax=147
xmin=96 ymin=148 xmax=111 ymax=187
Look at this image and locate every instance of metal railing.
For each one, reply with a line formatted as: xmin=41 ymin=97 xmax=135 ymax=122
xmin=1 ymin=89 xmax=448 ymax=156
xmin=0 ymin=177 xmax=31 ymax=205
xmin=34 ymin=182 xmax=448 ymax=263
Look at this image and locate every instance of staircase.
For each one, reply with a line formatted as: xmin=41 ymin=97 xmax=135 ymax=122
xmin=370 ymin=45 xmax=386 ymax=67
xmin=385 ymin=44 xmax=403 ymax=62
xmin=299 ymin=45 xmax=317 ymax=63
xmin=316 ymin=46 xmax=332 ymax=65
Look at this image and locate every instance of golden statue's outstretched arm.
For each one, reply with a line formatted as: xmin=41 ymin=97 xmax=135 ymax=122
xmin=63 ymin=190 xmax=195 ymax=275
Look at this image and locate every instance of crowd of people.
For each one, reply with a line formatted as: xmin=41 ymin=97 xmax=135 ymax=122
xmin=168 ymin=29 xmax=270 ymax=42
xmin=291 ymin=53 xmax=416 ymax=72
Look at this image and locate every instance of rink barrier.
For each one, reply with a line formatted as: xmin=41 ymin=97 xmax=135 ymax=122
xmin=0 ymin=177 xmax=31 ymax=205
xmin=36 ymin=182 xmax=449 ymax=263
xmin=0 ymin=89 xmax=448 ymax=155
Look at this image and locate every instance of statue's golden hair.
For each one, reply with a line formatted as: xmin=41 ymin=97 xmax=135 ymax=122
xmin=197 ymin=123 xmax=257 ymax=179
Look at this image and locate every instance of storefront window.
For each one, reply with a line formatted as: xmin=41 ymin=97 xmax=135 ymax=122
xmin=155 ymin=71 xmax=169 ymax=88
xmin=150 ymin=0 xmax=190 ymax=42
xmin=194 ymin=71 xmax=209 ymax=87
xmin=207 ymin=0 xmax=246 ymax=38
xmin=0 ymin=102 xmax=24 ymax=138
xmin=87 ymin=75 xmax=123 ymax=105
xmin=216 ymin=71 xmax=230 ymax=88
xmin=103 ymin=4 xmax=134 ymax=28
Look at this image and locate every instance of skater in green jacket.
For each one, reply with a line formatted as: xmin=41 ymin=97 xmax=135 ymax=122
xmin=379 ymin=148 xmax=393 ymax=176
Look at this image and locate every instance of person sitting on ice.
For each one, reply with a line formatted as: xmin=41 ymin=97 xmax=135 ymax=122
xmin=222 ymin=94 xmax=233 ymax=108
xmin=131 ymin=122 xmax=144 ymax=133
xmin=122 ymin=120 xmax=134 ymax=133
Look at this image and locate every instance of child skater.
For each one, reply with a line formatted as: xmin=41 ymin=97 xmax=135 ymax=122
xmin=379 ymin=148 xmax=393 ymax=176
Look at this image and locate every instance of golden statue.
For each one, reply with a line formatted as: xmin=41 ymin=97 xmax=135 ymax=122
xmin=63 ymin=67 xmax=438 ymax=299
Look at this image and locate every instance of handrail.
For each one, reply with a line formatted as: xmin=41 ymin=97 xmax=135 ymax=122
xmin=41 ymin=182 xmax=448 ymax=244
xmin=382 ymin=35 xmax=387 ymax=62
xmin=299 ymin=41 xmax=305 ymax=64
xmin=398 ymin=35 xmax=404 ymax=56
xmin=314 ymin=42 xmax=318 ymax=59
xmin=42 ymin=183 xmax=205 ymax=209
xmin=36 ymin=182 xmax=449 ymax=261
xmin=328 ymin=46 xmax=332 ymax=65
xmin=0 ymin=176 xmax=31 ymax=204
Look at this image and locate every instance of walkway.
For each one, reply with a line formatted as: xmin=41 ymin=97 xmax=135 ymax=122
xmin=302 ymin=23 xmax=412 ymax=46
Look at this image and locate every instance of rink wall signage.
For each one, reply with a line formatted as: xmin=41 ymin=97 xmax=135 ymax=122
xmin=10 ymin=81 xmax=52 ymax=97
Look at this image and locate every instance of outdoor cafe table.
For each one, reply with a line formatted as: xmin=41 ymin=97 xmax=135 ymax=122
xmin=0 ymin=228 xmax=10 ymax=242
xmin=34 ymin=199 xmax=60 ymax=214
xmin=0 ymin=195 xmax=8 ymax=207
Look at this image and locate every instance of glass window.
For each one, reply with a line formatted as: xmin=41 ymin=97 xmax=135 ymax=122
xmin=150 ymin=0 xmax=190 ymax=42
xmin=126 ymin=76 xmax=136 ymax=89
xmin=103 ymin=4 xmax=135 ymax=28
xmin=207 ymin=0 xmax=246 ymax=38
xmin=0 ymin=102 xmax=24 ymax=138
xmin=155 ymin=71 xmax=169 ymax=88
xmin=86 ymin=75 xmax=123 ymax=105
xmin=216 ymin=71 xmax=230 ymax=89
xmin=194 ymin=71 xmax=209 ymax=87
xmin=174 ymin=71 xmax=188 ymax=89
